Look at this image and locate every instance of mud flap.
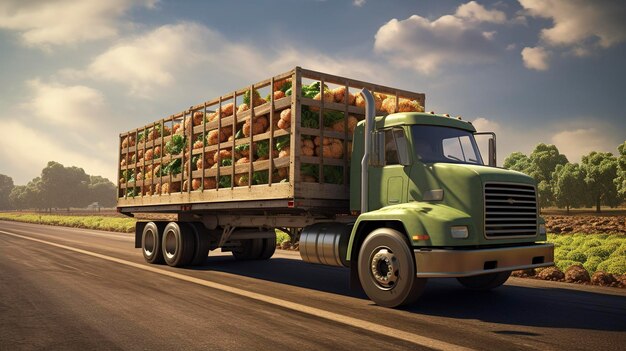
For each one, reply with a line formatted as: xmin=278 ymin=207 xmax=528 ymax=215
xmin=135 ymin=222 xmax=147 ymax=248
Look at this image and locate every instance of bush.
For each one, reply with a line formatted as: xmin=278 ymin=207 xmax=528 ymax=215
xmin=584 ymin=246 xmax=611 ymax=260
xmin=566 ymin=250 xmax=587 ymax=263
xmin=596 ymin=257 xmax=626 ymax=275
xmin=583 ymin=256 xmax=604 ymax=273
xmin=581 ymin=238 xmax=602 ymax=250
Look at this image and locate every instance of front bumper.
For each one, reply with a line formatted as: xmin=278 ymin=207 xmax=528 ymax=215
xmin=413 ymin=243 xmax=554 ymax=278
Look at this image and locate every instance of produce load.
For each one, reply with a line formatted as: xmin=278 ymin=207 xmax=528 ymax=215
xmin=117 ymin=67 xmax=425 ymax=203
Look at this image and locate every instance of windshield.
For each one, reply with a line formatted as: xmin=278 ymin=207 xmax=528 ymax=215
xmin=410 ymin=125 xmax=483 ymax=165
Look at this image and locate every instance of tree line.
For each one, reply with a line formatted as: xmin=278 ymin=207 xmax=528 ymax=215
xmin=503 ymin=141 xmax=626 ymax=212
xmin=0 ymin=161 xmax=117 ymax=211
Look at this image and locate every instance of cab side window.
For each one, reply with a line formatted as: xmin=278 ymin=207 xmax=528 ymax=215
xmin=385 ymin=129 xmax=400 ymax=165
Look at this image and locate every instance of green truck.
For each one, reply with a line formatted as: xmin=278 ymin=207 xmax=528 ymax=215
xmin=117 ymin=67 xmax=554 ymax=307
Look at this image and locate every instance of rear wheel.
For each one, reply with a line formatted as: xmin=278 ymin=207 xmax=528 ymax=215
xmin=188 ymin=222 xmax=210 ymax=266
xmin=232 ymin=238 xmax=263 ymax=261
xmin=258 ymin=233 xmax=277 ymax=260
xmin=358 ymin=228 xmax=427 ymax=308
xmin=162 ymin=222 xmax=195 ymax=267
xmin=142 ymin=222 xmax=165 ymax=264
xmin=457 ymin=271 xmax=511 ymax=291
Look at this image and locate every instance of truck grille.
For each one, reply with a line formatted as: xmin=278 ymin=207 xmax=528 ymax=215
xmin=484 ymin=183 xmax=537 ymax=238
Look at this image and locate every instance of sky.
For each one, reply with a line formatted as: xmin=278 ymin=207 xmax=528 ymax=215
xmin=0 ymin=0 xmax=625 ymax=185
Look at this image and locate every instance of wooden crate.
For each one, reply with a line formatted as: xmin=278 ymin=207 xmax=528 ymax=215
xmin=117 ymin=67 xmax=425 ymax=212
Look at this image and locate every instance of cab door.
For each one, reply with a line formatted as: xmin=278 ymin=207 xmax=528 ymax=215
xmin=368 ymin=127 xmax=411 ymax=210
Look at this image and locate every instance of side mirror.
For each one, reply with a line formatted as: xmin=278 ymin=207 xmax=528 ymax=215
xmin=475 ymin=132 xmax=497 ymax=167
xmin=488 ymin=137 xmax=496 ymax=167
xmin=371 ymin=130 xmax=385 ymax=167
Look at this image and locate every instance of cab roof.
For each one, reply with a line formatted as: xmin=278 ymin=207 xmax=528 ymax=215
xmin=374 ymin=112 xmax=476 ymax=132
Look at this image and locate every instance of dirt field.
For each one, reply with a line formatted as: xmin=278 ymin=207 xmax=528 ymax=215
xmin=544 ymin=215 xmax=626 ymax=235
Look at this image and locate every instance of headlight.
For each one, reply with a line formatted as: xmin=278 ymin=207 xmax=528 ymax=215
xmin=539 ymin=224 xmax=546 ymax=235
xmin=451 ymin=226 xmax=469 ymax=239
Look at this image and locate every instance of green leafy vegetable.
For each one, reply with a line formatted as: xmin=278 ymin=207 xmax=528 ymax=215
xmin=280 ymin=81 xmax=292 ymax=93
xmin=301 ymin=106 xmax=319 ymax=128
xmin=219 ymin=175 xmax=232 ymax=188
xmin=162 ymin=159 xmax=182 ymax=175
xmin=323 ymin=165 xmax=343 ymax=184
xmin=235 ymin=143 xmax=250 ymax=153
xmin=253 ymin=171 xmax=269 ymax=185
xmin=243 ymin=89 xmax=261 ymax=106
xmin=301 ymin=164 xmax=318 ymax=179
xmin=275 ymin=135 xmax=290 ymax=151
xmin=256 ymin=140 xmax=269 ymax=159
xmin=165 ymin=134 xmax=186 ymax=155
xmin=323 ymin=110 xmax=345 ymax=127
xmin=286 ymin=81 xmax=326 ymax=98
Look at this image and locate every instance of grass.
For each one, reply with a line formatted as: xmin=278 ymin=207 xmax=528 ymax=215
xmin=0 ymin=212 xmax=136 ymax=233
xmin=548 ymin=233 xmax=626 ymax=275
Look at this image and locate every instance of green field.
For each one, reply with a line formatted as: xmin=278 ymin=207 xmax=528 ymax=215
xmin=0 ymin=212 xmax=136 ymax=233
xmin=549 ymin=233 xmax=626 ymax=275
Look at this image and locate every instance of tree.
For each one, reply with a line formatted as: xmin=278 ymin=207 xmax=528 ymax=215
xmin=552 ymin=163 xmax=587 ymax=213
xmin=0 ymin=174 xmax=14 ymax=210
xmin=616 ymin=141 xmax=626 ymax=201
xmin=9 ymin=178 xmax=43 ymax=210
xmin=528 ymin=143 xmax=569 ymax=183
xmin=503 ymin=152 xmax=531 ymax=173
xmin=40 ymin=161 xmax=90 ymax=210
xmin=503 ymin=144 xmax=568 ymax=207
xmin=8 ymin=185 xmax=27 ymax=210
xmin=580 ymin=151 xmax=620 ymax=212
xmin=88 ymin=175 xmax=116 ymax=208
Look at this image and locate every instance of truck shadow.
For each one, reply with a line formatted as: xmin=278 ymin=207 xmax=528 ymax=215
xmin=193 ymin=255 xmax=626 ymax=332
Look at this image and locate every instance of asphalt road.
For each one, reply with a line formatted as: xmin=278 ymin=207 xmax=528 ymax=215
xmin=0 ymin=221 xmax=624 ymax=351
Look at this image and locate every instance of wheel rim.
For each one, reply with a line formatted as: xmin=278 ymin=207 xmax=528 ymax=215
xmin=143 ymin=228 xmax=156 ymax=257
xmin=164 ymin=229 xmax=177 ymax=260
xmin=369 ymin=246 xmax=399 ymax=290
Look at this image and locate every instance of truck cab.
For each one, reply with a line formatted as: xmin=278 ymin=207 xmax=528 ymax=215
xmin=335 ymin=109 xmax=553 ymax=307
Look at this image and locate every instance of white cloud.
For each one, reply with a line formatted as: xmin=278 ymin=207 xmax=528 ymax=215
xmin=521 ymin=46 xmax=549 ymax=71
xmin=551 ymin=128 xmax=616 ymax=163
xmin=86 ymin=22 xmax=213 ymax=97
xmin=0 ymin=121 xmax=116 ymax=185
xmin=456 ymin=1 xmax=506 ymax=24
xmin=374 ymin=2 xmax=507 ymax=74
xmin=0 ymin=0 xmax=156 ymax=48
xmin=472 ymin=117 xmax=500 ymax=132
xmin=353 ymin=0 xmax=366 ymax=7
xmin=519 ymin=0 xmax=626 ymax=49
xmin=24 ymin=79 xmax=105 ymax=128
xmin=80 ymin=22 xmax=388 ymax=98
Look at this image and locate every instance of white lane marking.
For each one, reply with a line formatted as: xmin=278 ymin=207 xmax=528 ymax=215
xmin=0 ymin=229 xmax=473 ymax=351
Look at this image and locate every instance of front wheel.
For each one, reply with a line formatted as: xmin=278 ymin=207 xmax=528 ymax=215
xmin=457 ymin=271 xmax=511 ymax=291
xmin=358 ymin=228 xmax=427 ymax=308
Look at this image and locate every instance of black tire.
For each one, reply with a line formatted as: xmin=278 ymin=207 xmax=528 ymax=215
xmin=358 ymin=228 xmax=427 ymax=308
xmin=258 ymin=234 xmax=277 ymax=260
xmin=457 ymin=271 xmax=511 ymax=291
xmin=142 ymin=222 xmax=165 ymax=264
xmin=162 ymin=222 xmax=196 ymax=267
xmin=232 ymin=238 xmax=263 ymax=261
xmin=188 ymin=222 xmax=210 ymax=266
